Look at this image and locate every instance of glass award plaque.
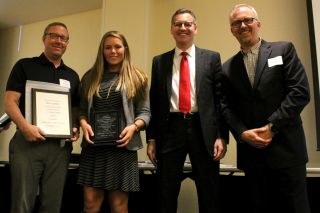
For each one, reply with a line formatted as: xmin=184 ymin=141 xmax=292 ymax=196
xmin=91 ymin=110 xmax=120 ymax=146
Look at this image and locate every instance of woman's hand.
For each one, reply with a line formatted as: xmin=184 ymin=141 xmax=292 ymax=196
xmin=80 ymin=118 xmax=94 ymax=144
xmin=116 ymin=124 xmax=137 ymax=147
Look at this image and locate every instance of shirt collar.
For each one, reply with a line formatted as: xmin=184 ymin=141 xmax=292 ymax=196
xmin=175 ymin=44 xmax=195 ymax=58
xmin=241 ymin=38 xmax=262 ymax=55
xmin=39 ymin=53 xmax=66 ymax=68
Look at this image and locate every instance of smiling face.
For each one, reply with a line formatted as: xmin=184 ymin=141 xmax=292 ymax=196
xmin=43 ymin=25 xmax=69 ymax=61
xmin=230 ymin=6 xmax=261 ymax=50
xmin=171 ymin=12 xmax=197 ymax=50
xmin=103 ymin=36 xmax=125 ymax=72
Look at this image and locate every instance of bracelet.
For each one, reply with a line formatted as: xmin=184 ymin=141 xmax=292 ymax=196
xmin=133 ymin=123 xmax=140 ymax=132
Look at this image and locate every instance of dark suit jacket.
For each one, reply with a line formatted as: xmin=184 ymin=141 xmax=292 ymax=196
xmin=221 ymin=40 xmax=310 ymax=170
xmin=147 ymin=46 xmax=228 ymax=155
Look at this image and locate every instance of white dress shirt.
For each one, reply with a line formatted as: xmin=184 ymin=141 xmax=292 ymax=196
xmin=170 ymin=44 xmax=198 ymax=112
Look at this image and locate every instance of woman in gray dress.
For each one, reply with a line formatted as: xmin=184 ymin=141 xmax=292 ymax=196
xmin=78 ymin=31 xmax=150 ymax=213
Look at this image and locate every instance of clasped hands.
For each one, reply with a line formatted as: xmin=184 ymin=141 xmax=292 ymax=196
xmin=240 ymin=124 xmax=274 ymax=149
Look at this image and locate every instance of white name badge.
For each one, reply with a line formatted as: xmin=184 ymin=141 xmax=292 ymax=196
xmin=268 ymin=56 xmax=283 ymax=67
xmin=59 ymin=79 xmax=71 ymax=89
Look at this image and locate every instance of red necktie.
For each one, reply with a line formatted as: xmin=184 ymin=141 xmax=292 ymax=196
xmin=179 ymin=52 xmax=191 ymax=114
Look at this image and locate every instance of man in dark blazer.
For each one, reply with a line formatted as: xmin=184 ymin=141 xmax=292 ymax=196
xmin=146 ymin=8 xmax=228 ymax=213
xmin=221 ymin=4 xmax=311 ymax=213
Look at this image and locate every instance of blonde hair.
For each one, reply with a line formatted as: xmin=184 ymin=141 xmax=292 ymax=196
xmin=85 ymin=31 xmax=148 ymax=102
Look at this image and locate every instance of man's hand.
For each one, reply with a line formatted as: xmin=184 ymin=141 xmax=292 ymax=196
xmin=66 ymin=127 xmax=80 ymax=142
xmin=20 ymin=123 xmax=46 ymax=142
xmin=147 ymin=140 xmax=157 ymax=166
xmin=259 ymin=124 xmax=275 ymax=140
xmin=240 ymin=126 xmax=272 ymax=148
xmin=212 ymin=138 xmax=227 ymax=161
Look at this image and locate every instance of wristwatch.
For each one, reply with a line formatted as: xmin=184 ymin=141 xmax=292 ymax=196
xmin=269 ymin=123 xmax=279 ymax=134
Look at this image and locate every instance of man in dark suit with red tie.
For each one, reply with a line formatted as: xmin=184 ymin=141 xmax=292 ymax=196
xmin=221 ymin=4 xmax=311 ymax=213
xmin=146 ymin=8 xmax=228 ymax=213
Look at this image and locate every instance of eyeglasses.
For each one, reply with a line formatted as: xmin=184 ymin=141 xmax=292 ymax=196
xmin=45 ymin=33 xmax=69 ymax=43
xmin=173 ymin=21 xmax=194 ymax=28
xmin=231 ymin=17 xmax=257 ymax=28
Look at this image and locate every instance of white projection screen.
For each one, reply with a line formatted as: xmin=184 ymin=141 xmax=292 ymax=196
xmin=307 ymin=0 xmax=320 ymax=150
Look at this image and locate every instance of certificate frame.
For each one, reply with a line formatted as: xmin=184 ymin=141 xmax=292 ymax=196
xmin=0 ymin=113 xmax=11 ymax=128
xmin=32 ymin=88 xmax=72 ymax=138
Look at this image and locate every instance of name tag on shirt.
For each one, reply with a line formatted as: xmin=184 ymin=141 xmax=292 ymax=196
xmin=268 ymin=56 xmax=283 ymax=67
xmin=59 ymin=79 xmax=70 ymax=89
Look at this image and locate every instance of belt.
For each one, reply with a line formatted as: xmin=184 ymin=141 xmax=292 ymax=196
xmin=169 ymin=112 xmax=199 ymax=120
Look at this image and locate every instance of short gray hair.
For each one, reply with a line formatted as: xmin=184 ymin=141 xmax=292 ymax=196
xmin=229 ymin=4 xmax=259 ymax=24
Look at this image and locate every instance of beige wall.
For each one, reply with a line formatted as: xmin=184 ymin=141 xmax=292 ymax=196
xmin=0 ymin=0 xmax=319 ymax=212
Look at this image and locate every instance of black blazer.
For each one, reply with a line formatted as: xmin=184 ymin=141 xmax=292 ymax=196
xmin=221 ymin=40 xmax=310 ymax=170
xmin=147 ymin=47 xmax=228 ymax=155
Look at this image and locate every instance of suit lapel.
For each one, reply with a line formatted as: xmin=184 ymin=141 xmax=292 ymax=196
xmin=253 ymin=40 xmax=271 ymax=89
xmin=165 ymin=50 xmax=175 ymax=102
xmin=234 ymin=52 xmax=253 ymax=91
xmin=195 ymin=47 xmax=203 ymax=97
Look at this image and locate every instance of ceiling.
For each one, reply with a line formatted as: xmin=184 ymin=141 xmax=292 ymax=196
xmin=0 ymin=0 xmax=102 ymax=30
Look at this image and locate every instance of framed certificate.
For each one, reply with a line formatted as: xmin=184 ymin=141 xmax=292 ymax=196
xmin=32 ymin=88 xmax=72 ymax=138
xmin=90 ymin=110 xmax=120 ymax=146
